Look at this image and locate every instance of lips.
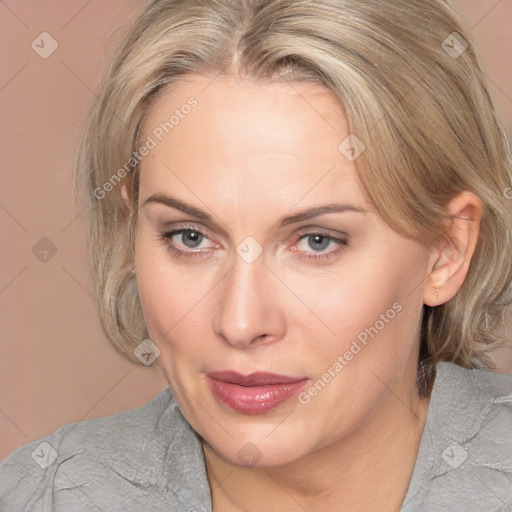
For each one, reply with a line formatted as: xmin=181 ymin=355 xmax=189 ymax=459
xmin=206 ymin=371 xmax=309 ymax=414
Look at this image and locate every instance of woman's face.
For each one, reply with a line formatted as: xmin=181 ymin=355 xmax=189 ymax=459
xmin=134 ymin=74 xmax=435 ymax=467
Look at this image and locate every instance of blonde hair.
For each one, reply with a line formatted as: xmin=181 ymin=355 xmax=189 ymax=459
xmin=74 ymin=0 xmax=512 ymax=396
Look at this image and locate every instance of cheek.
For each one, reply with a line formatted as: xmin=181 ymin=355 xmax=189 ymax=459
xmin=134 ymin=238 xmax=207 ymax=351
xmin=289 ymin=264 xmax=422 ymax=433
xmin=284 ymin=251 xmax=423 ymax=373
xmin=135 ymin=228 xmax=202 ymax=305
xmin=288 ymin=262 xmax=399 ymax=338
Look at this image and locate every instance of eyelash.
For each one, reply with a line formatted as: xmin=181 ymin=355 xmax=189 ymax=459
xmin=159 ymin=225 xmax=349 ymax=263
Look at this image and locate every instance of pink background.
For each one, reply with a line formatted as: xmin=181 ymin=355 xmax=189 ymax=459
xmin=1 ymin=0 xmax=511 ymax=460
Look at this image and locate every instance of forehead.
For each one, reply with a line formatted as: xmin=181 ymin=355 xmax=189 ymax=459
xmin=138 ymin=74 xmax=371 ymax=213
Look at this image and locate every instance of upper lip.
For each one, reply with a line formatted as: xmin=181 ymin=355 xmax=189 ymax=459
xmin=207 ymin=371 xmax=307 ymax=386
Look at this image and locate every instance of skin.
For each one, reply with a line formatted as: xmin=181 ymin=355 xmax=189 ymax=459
xmin=126 ymin=74 xmax=482 ymax=511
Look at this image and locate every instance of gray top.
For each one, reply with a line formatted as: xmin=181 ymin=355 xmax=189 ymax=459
xmin=1 ymin=362 xmax=511 ymax=511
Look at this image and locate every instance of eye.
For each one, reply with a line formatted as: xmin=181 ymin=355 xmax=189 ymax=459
xmin=160 ymin=226 xmax=214 ymax=260
xmin=173 ymin=229 xmax=204 ymax=249
xmin=292 ymin=230 xmax=349 ymax=263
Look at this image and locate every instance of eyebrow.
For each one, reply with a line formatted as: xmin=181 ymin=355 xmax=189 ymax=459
xmin=142 ymin=193 xmax=368 ymax=228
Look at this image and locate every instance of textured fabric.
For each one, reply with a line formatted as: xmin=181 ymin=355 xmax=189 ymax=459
xmin=1 ymin=362 xmax=511 ymax=511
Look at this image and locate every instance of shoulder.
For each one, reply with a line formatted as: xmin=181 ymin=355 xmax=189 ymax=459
xmin=439 ymin=359 xmax=512 ymax=397
xmin=0 ymin=388 xmax=211 ymax=512
xmin=404 ymin=362 xmax=512 ymax=512
xmin=432 ymin=361 xmax=512 ymax=443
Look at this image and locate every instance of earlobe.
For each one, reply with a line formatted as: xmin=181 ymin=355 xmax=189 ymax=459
xmin=423 ymin=191 xmax=483 ymax=307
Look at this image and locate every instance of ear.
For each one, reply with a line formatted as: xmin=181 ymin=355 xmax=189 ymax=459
xmin=423 ymin=191 xmax=483 ymax=307
xmin=121 ymin=183 xmax=131 ymax=212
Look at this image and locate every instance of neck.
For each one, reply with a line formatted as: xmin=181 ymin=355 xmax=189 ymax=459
xmin=203 ymin=370 xmax=431 ymax=512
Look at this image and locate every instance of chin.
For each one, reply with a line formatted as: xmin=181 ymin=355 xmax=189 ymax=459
xmin=203 ymin=426 xmax=318 ymax=469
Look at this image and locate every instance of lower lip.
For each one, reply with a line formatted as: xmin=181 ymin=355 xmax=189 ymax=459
xmin=206 ymin=377 xmax=309 ymax=414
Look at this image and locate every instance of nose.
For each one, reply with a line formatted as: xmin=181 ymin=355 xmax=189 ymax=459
xmin=212 ymin=256 xmax=286 ymax=349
